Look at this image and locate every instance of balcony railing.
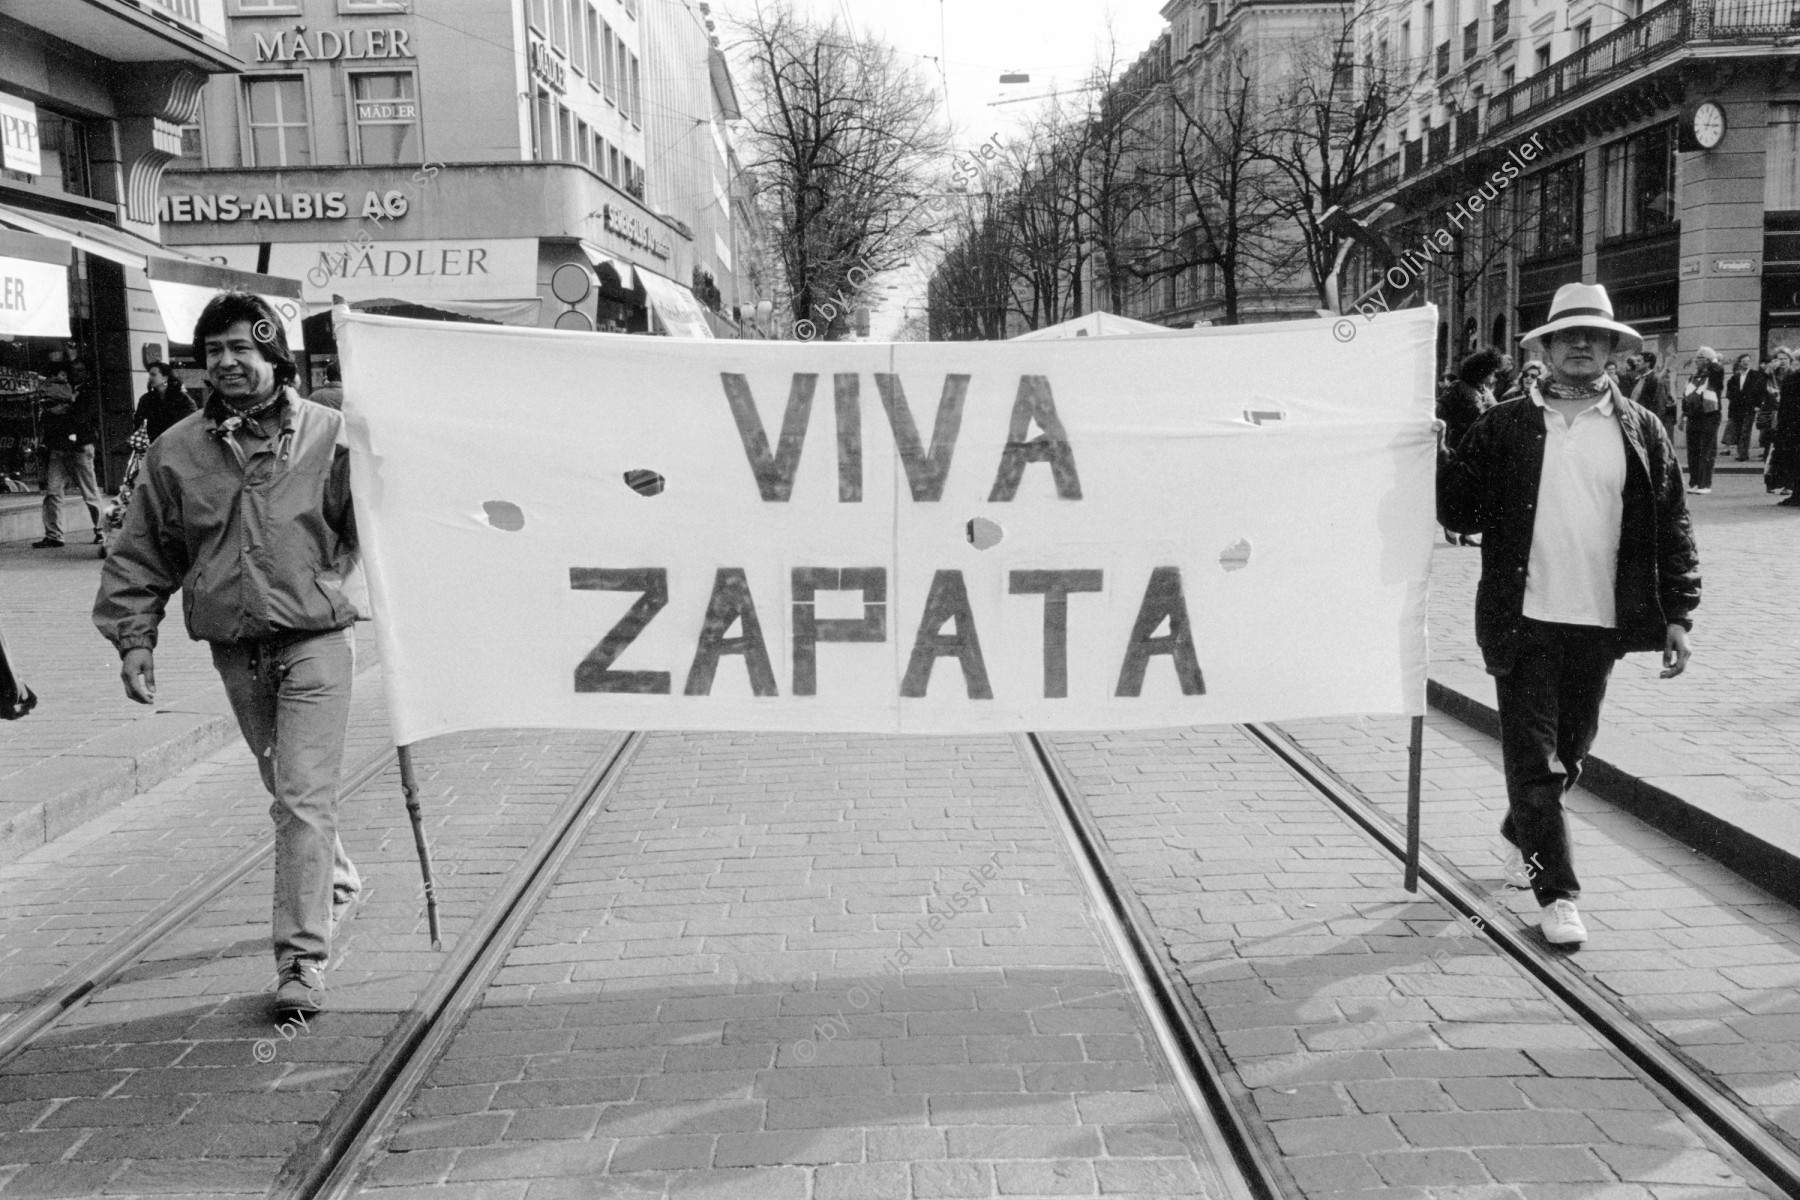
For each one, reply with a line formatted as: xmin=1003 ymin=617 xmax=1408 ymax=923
xmin=1455 ymin=108 xmax=1481 ymax=148
xmin=1427 ymin=124 xmax=1451 ymax=162
xmin=1709 ymin=0 xmax=1800 ymax=32
xmin=1404 ymin=137 xmax=1424 ymax=175
xmin=1486 ymin=0 xmax=1688 ymax=132
xmin=1365 ymin=152 xmax=1402 ymax=192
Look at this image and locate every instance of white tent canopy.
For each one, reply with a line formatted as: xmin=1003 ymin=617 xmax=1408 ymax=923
xmin=1010 ymin=312 xmax=1178 ymax=340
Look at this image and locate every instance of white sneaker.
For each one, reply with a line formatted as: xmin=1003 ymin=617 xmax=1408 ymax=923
xmin=1502 ymin=845 xmax=1533 ymax=889
xmin=1540 ymin=899 xmax=1587 ymax=947
xmin=1694 ymin=488 xmax=1711 ymax=495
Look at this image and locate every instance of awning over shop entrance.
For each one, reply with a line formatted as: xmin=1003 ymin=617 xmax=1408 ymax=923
xmin=580 ymin=243 xmax=637 ymax=293
xmin=144 ymin=257 xmax=305 ymax=349
xmin=638 ymin=269 xmax=714 ymax=339
xmin=0 ymin=226 xmax=72 ymax=338
xmin=0 ymin=202 xmax=303 ymax=348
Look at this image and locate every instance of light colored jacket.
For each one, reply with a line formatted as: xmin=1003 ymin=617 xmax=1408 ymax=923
xmin=94 ymin=388 xmax=365 ymax=654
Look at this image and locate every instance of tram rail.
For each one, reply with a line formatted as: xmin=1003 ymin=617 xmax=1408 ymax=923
xmin=1243 ymin=719 xmax=1800 ymax=1196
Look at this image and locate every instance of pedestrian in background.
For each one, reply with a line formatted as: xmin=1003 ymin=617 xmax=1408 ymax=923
xmin=1769 ymin=357 xmax=1800 ymax=505
xmin=1438 ymin=349 xmax=1502 ymax=547
xmin=1438 ymin=282 xmax=1700 ymax=949
xmin=1724 ymin=354 xmax=1767 ymax=463
xmin=1631 ymin=350 xmax=1672 ymax=440
xmin=1505 ymin=358 xmax=1545 ymax=402
xmin=1681 ymin=348 xmax=1724 ymax=494
xmin=94 ymin=292 xmax=366 ymax=1018
xmin=134 ymin=362 xmax=197 ymax=443
xmin=1494 ymin=352 xmax=1518 ymax=401
xmin=310 ymin=361 xmax=345 ymax=411
xmin=34 ymin=362 xmax=104 ymax=550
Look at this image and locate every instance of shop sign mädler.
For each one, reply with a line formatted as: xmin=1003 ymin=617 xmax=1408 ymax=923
xmin=254 ymin=28 xmax=414 ymax=63
xmin=0 ymin=257 xmax=70 ymax=338
xmin=158 ymin=189 xmax=410 ymax=223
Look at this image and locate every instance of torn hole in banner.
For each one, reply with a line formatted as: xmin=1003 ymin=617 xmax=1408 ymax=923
xmin=482 ymin=501 xmax=525 ymax=531
xmin=1219 ymin=538 xmax=1252 ymax=572
xmin=966 ymin=517 xmax=1005 ymax=550
xmin=624 ymin=469 xmax=665 ymax=497
xmin=1241 ymin=397 xmax=1288 ymax=427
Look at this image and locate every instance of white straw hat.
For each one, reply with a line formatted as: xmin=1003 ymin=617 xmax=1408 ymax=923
xmin=1520 ymin=283 xmax=1643 ymax=354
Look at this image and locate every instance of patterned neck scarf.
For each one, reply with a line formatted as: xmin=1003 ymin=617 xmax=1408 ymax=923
xmin=1545 ymin=376 xmax=1610 ymax=402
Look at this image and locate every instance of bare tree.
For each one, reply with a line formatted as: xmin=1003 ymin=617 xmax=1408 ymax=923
xmin=995 ymin=116 xmax=1088 ymax=330
xmin=1070 ymin=48 xmax=1161 ymax=315
xmin=927 ymin=192 xmax=1013 ymax=341
xmin=1256 ymin=0 xmax=1409 ymax=306
xmin=1141 ymin=52 xmax=1289 ymax=325
xmin=731 ymin=1 xmax=949 ymax=338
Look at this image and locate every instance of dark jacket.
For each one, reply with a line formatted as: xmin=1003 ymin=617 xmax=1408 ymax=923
xmin=135 ymin=385 xmax=198 ymax=443
xmin=1724 ymin=369 xmax=1769 ymax=425
xmin=1437 ymin=380 xmax=1485 ymax=451
xmin=1631 ymin=370 xmax=1669 ymax=417
xmin=40 ymin=396 xmax=98 ymax=451
xmin=1438 ymin=387 xmax=1700 ymax=675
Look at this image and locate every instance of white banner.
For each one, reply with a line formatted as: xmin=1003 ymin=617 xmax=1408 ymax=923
xmin=339 ymin=308 xmax=1439 ymax=743
xmin=148 ymin=278 xmax=303 ymax=348
xmin=0 ymin=254 xmax=68 ymax=337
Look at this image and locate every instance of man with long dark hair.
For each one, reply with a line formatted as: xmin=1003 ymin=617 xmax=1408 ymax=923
xmin=94 ymin=292 xmax=364 ymax=1017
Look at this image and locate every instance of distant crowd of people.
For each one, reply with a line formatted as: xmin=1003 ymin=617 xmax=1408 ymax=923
xmin=1439 ymin=340 xmax=1800 ymax=514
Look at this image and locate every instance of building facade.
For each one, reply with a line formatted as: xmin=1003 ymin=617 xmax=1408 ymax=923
xmin=1346 ymin=0 xmax=1800 ymax=372
xmin=0 ymin=0 xmax=301 ymax=500
xmin=161 ymin=0 xmax=763 ymax=351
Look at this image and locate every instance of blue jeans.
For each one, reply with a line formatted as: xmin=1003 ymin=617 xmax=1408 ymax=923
xmin=212 ymin=629 xmax=360 ymax=967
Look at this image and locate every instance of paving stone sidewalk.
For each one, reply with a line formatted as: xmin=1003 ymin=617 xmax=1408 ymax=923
xmin=0 ymin=686 xmax=621 ymax=1197
xmin=353 ymin=732 xmax=1224 ymax=1200
xmin=1046 ymin=725 xmax=1781 ymax=1199
xmin=0 ymin=537 xmax=379 ymax=863
xmin=1281 ymin=707 xmax=1800 ymax=1150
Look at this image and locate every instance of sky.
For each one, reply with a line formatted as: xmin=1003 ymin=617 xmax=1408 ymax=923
xmin=715 ymin=0 xmax=1172 ymax=336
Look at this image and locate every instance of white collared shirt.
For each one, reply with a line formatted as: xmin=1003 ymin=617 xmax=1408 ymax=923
xmin=1522 ymin=385 xmax=1627 ymax=628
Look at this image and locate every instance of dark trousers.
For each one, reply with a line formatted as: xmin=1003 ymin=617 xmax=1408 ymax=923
xmin=1494 ymin=619 xmax=1618 ymax=907
xmin=1727 ymin=414 xmax=1754 ymax=460
xmin=1686 ymin=412 xmax=1721 ymax=487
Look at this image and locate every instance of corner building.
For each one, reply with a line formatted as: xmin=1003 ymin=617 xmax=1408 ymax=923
xmin=161 ymin=0 xmax=758 ymax=347
xmin=1346 ymin=0 xmax=1800 ymax=369
xmin=0 ymin=0 xmax=303 ymax=510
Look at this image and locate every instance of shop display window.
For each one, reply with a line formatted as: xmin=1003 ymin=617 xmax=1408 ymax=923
xmin=244 ymin=75 xmax=312 ymax=167
xmin=1601 ymin=123 xmax=1675 ymax=241
xmin=351 ymin=72 xmax=421 ymax=165
xmin=1525 ymin=158 xmax=1582 ymax=257
xmin=1767 ymin=104 xmax=1800 ymax=211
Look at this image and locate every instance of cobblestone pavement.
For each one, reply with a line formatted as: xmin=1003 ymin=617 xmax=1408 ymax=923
xmin=1428 ymin=471 xmax=1800 ymax=806
xmin=353 ymin=732 xmax=1221 ymax=1200
xmin=0 ymin=541 xmax=222 ymax=780
xmin=0 ymin=689 xmax=621 ymax=1197
xmin=1046 ymin=725 xmax=1781 ymax=1200
xmin=1281 ymin=706 xmax=1800 ymax=1150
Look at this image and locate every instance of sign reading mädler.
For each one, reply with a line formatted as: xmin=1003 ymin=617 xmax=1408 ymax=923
xmin=337 ymin=307 xmax=1440 ymax=741
xmin=271 ymin=238 xmax=537 ymax=303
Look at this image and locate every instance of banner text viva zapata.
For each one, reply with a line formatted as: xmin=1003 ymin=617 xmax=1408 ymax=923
xmin=570 ymin=372 xmax=1206 ymax=701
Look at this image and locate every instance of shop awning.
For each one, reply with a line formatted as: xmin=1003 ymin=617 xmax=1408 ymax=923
xmin=0 ymin=203 xmax=304 ymax=348
xmin=638 ymin=269 xmax=715 ymax=339
xmin=0 ymin=226 xmax=72 ymax=338
xmin=580 ymin=242 xmax=638 ymax=293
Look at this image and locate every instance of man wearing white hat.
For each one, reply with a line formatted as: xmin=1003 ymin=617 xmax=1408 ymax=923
xmin=1439 ymin=282 xmax=1701 ymax=949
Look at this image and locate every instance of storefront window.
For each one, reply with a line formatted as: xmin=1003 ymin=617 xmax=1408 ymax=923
xmin=37 ymin=114 xmax=95 ymax=199
xmin=1601 ymin=124 xmax=1675 ymax=240
xmin=351 ymin=72 xmax=421 ymax=164
xmin=1767 ymin=104 xmax=1800 ymax=210
xmin=245 ymin=76 xmax=311 ymax=167
xmin=1526 ymin=159 xmax=1582 ymax=257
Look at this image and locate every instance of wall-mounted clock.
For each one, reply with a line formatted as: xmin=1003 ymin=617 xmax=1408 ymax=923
xmin=1679 ymin=101 xmax=1727 ymax=151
